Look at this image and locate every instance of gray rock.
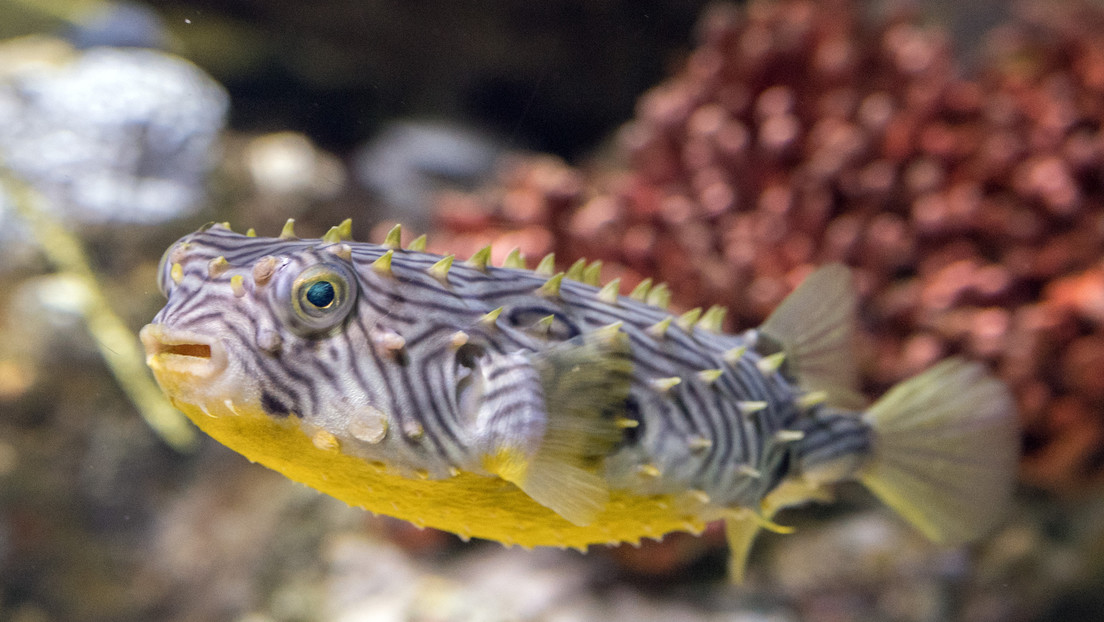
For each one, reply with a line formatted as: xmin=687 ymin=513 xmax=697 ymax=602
xmin=0 ymin=45 xmax=227 ymax=224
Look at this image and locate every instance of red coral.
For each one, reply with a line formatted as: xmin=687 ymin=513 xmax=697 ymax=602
xmin=431 ymin=0 xmax=1104 ymax=494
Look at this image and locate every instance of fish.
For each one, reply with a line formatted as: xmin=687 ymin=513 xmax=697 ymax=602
xmin=140 ymin=219 xmax=1020 ymax=580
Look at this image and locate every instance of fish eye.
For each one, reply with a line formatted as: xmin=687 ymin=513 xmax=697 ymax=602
xmin=305 ymin=280 xmax=336 ymax=308
xmin=283 ymin=263 xmax=357 ymax=335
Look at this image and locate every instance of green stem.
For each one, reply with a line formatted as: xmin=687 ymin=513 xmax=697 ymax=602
xmin=1 ymin=170 xmax=197 ymax=451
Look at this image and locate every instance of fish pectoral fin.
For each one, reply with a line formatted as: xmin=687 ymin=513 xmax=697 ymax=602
xmin=759 ymin=264 xmax=865 ymax=409
xmin=489 ymin=447 xmax=610 ymax=527
xmin=488 ymin=330 xmax=634 ymax=525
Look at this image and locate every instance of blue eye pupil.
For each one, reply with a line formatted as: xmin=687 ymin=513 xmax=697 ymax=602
xmin=306 ymin=281 xmax=336 ymax=307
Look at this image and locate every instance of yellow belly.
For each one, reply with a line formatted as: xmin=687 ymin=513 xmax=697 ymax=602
xmin=172 ymin=398 xmax=710 ymax=549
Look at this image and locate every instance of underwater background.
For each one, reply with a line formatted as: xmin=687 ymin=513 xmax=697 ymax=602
xmin=2 ymin=0 xmax=1103 ymax=620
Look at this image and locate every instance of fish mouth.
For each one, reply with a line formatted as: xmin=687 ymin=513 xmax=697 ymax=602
xmin=140 ymin=324 xmax=227 ymax=379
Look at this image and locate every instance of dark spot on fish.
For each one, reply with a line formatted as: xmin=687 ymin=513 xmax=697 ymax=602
xmin=507 ymin=306 xmax=579 ymax=341
xmin=261 ymin=390 xmax=293 ymax=418
xmin=620 ymin=395 xmax=644 ymax=445
xmin=752 ymin=331 xmax=784 ymax=358
xmin=455 ymin=342 xmax=485 ymax=370
xmin=752 ymin=331 xmax=796 ymax=380
xmin=454 ymin=342 xmax=486 ymax=421
xmin=757 ymin=445 xmax=793 ymax=497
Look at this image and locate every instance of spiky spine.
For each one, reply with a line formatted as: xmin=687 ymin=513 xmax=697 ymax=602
xmin=697 ymin=369 xmax=724 ymax=384
xmin=773 ymin=430 xmax=805 ymax=443
xmin=428 ymin=255 xmax=455 ymax=283
xmin=582 ymin=261 xmax=602 ymax=286
xmin=797 ymin=390 xmax=828 ymax=409
xmin=450 ymin=331 xmax=470 ymax=348
xmin=647 ymin=283 xmax=671 ymax=308
xmin=467 ymin=246 xmax=492 ymax=270
xmin=208 ymin=256 xmax=230 ymax=278
xmin=503 ymin=248 xmax=526 ymax=269
xmin=535 ymin=253 xmax=556 ymax=276
xmin=677 ymin=308 xmax=702 ymax=332
xmin=592 ymin=321 xmax=624 ymax=345
xmin=648 ymin=316 xmax=673 ymax=338
xmin=326 ymin=244 xmax=352 ymax=261
xmin=536 ymin=315 xmax=555 ymax=333
xmin=629 ymin=278 xmax=653 ymax=301
xmin=371 ymin=250 xmax=394 ymax=276
xmin=651 ymin=377 xmax=682 ymax=392
xmin=698 ymin=305 xmax=727 ymax=332
xmin=536 ymin=272 xmax=565 ymax=298
xmin=757 ymin=352 xmax=786 ymax=375
xmin=738 ymin=401 xmax=767 ymax=415
xmin=383 ymin=224 xmax=402 ymax=249
xmin=723 ymin=346 xmax=747 ymax=365
xmin=480 ymin=307 xmax=504 ymax=326
xmin=279 ymin=219 xmax=296 ymax=239
xmin=597 ymin=278 xmax=621 ymax=305
xmin=565 ymin=258 xmax=587 ymax=281
xmin=323 ymin=219 xmax=352 ymax=244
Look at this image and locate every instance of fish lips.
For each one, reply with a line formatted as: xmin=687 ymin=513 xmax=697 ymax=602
xmin=140 ymin=323 xmax=227 ymax=380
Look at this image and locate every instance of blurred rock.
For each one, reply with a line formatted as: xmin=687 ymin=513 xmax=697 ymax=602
xmin=0 ymin=39 xmax=227 ymax=224
xmin=353 ymin=120 xmax=503 ymax=230
xmin=245 ymin=131 xmax=345 ymax=200
xmin=771 ymin=513 xmax=943 ymax=618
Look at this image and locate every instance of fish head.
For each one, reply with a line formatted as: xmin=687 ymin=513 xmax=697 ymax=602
xmin=141 ymin=223 xmax=364 ymax=420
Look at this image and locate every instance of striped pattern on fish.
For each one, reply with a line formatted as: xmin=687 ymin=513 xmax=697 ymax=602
xmin=142 ymin=220 xmax=1019 ymax=580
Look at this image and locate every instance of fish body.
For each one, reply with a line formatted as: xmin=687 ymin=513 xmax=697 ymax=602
xmin=142 ymin=221 xmax=1019 ymax=578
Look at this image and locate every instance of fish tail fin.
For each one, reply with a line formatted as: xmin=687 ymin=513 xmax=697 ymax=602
xmin=759 ymin=264 xmax=865 ymax=408
xmin=859 ymin=359 xmax=1019 ymax=544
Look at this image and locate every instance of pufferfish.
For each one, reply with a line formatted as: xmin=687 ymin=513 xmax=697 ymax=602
xmin=141 ymin=219 xmax=1019 ymax=580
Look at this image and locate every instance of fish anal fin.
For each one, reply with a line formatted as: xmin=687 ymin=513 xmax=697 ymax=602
xmin=759 ymin=264 xmax=864 ymax=409
xmin=724 ymin=511 xmax=763 ymax=584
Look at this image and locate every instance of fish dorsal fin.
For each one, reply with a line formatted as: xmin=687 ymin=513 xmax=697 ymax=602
xmin=482 ymin=331 xmax=632 ymax=525
xmin=759 ymin=264 xmax=864 ymax=409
